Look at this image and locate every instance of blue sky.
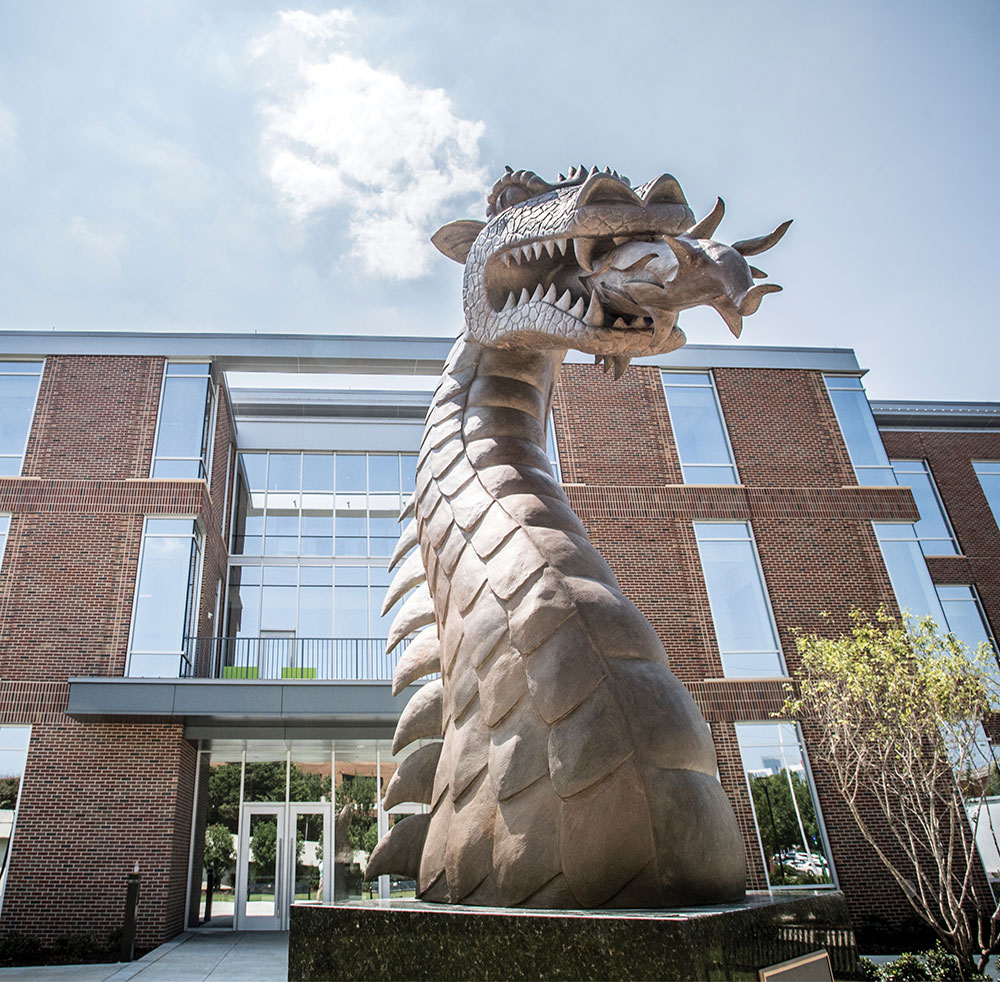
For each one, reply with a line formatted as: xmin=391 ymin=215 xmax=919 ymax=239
xmin=0 ymin=0 xmax=996 ymax=400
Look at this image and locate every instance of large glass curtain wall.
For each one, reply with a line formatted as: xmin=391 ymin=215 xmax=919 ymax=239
xmin=189 ymin=739 xmax=427 ymax=929
xmin=224 ymin=452 xmax=418 ymax=679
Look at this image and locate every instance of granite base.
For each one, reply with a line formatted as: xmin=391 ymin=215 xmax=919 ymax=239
xmin=288 ymin=892 xmax=858 ymax=981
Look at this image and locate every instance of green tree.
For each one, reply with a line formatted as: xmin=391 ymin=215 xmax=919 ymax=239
xmin=206 ymin=763 xmax=242 ymax=832
xmin=203 ymin=823 xmax=235 ymax=882
xmin=0 ymin=776 xmax=20 ymax=811
xmin=335 ymin=775 xmax=378 ymax=854
xmin=250 ymin=819 xmax=278 ymax=872
xmin=784 ymin=608 xmax=1000 ymax=979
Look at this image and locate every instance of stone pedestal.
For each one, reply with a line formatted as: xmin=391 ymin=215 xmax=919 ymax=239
xmin=289 ymin=892 xmax=858 ymax=981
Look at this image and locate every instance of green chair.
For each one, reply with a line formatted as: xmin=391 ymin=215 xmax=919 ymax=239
xmin=281 ymin=667 xmax=317 ymax=679
xmin=222 ymin=666 xmax=259 ymax=679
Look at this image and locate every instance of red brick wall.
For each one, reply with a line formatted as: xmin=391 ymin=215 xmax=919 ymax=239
xmin=880 ymin=428 xmax=1000 ymax=643
xmin=22 ymin=356 xmax=163 ymax=480
xmin=553 ymin=364 xmax=682 ymax=485
xmin=0 ymin=355 xmax=224 ymax=947
xmin=0 ymin=714 xmax=196 ymax=947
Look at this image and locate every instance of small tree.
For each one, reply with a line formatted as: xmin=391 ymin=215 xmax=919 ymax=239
xmin=784 ymin=608 xmax=1000 ymax=979
xmin=202 ymin=823 xmax=235 ymax=922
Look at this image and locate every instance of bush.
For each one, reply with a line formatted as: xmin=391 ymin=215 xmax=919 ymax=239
xmin=860 ymin=945 xmax=981 ymax=982
xmin=879 ymin=953 xmax=932 ymax=982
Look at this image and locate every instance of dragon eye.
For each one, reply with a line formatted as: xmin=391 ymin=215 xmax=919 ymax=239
xmin=497 ymin=186 xmax=532 ymax=211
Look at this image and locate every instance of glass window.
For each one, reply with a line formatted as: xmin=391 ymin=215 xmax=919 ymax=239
xmin=890 ymin=460 xmax=959 ymax=556
xmin=0 ymin=726 xmax=31 ymax=904
xmin=128 ymin=517 xmax=203 ymax=677
xmin=545 ymin=413 xmax=562 ymax=482
xmin=0 ymin=516 xmax=9 ymax=571
xmin=973 ymin=462 xmax=1000 ymax=530
xmin=735 ymin=722 xmax=833 ymax=888
xmin=873 ymin=523 xmax=946 ymax=626
xmin=823 ymin=375 xmax=895 ymax=486
xmin=231 ymin=452 xmax=416 ymax=560
xmin=693 ymin=522 xmax=785 ymax=677
xmin=0 ymin=361 xmax=44 ymax=477
xmin=152 ymin=362 xmax=215 ymax=480
xmin=936 ymin=585 xmax=996 ymax=655
xmin=662 ymin=371 xmax=738 ymax=484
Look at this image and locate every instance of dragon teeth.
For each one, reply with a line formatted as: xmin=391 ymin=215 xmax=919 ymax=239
xmin=569 ymin=296 xmax=586 ymax=318
xmin=543 ymin=283 xmax=558 ymax=303
xmin=544 ymin=240 xmax=556 ymax=259
xmin=555 ymin=289 xmax=573 ymax=311
xmin=518 ymin=287 xmax=531 ymax=305
xmin=532 ymin=241 xmax=544 ymax=260
xmin=502 ymin=292 xmax=517 ymax=311
xmin=612 ymin=316 xmax=628 ymax=329
xmin=584 ymin=291 xmax=604 ymax=327
xmin=555 ymin=238 xmax=568 ymax=256
xmin=520 ymin=244 xmax=533 ymax=262
xmin=530 ymin=283 xmax=545 ymax=302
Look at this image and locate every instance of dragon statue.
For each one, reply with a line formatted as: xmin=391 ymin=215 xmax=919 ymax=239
xmin=365 ymin=165 xmax=791 ymax=908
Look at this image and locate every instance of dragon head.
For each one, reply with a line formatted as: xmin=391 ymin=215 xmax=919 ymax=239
xmin=433 ymin=166 xmax=791 ymax=378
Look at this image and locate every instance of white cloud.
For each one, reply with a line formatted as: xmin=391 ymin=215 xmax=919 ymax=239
xmin=251 ymin=9 xmax=487 ymax=279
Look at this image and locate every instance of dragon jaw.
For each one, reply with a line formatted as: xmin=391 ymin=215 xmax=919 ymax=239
xmin=432 ymin=167 xmax=791 ymax=377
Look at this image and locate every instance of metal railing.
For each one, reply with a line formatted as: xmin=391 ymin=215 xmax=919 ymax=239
xmin=183 ymin=637 xmax=409 ymax=681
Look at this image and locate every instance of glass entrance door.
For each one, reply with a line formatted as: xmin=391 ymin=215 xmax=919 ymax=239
xmin=289 ymin=804 xmax=330 ymax=908
xmin=235 ymin=802 xmax=331 ymax=930
xmin=236 ymin=805 xmax=284 ymax=930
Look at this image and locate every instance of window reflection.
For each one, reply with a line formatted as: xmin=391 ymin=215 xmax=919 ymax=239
xmin=735 ymin=722 xmax=833 ymax=888
xmin=152 ymin=363 xmax=215 ymax=480
xmin=662 ymin=371 xmax=738 ymax=484
xmin=824 ymin=376 xmax=895 ymax=486
xmin=0 ymin=362 xmax=44 ymax=477
xmin=0 ymin=726 xmax=31 ymax=895
xmin=694 ymin=522 xmax=785 ymax=678
xmin=128 ymin=518 xmax=203 ymax=677
xmin=873 ymin=523 xmax=947 ymax=626
xmin=973 ymin=462 xmax=1000 ymax=530
xmin=890 ymin=460 xmax=958 ymax=556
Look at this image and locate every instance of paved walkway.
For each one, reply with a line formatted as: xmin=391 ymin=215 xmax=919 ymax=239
xmin=0 ymin=932 xmax=288 ymax=982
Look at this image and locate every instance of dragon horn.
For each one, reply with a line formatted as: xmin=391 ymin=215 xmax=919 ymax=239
xmin=732 ymin=219 xmax=793 ymax=257
xmin=685 ymin=198 xmax=725 ymax=239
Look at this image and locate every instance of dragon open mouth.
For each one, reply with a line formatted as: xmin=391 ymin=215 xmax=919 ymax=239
xmin=484 ymin=233 xmax=666 ymax=334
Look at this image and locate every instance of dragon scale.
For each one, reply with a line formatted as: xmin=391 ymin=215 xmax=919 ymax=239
xmin=367 ymin=165 xmax=791 ymax=907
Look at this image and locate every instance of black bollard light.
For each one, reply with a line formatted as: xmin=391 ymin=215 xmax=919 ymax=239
xmin=121 ymin=862 xmax=141 ymax=962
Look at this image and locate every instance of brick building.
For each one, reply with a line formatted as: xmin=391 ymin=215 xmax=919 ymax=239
xmin=0 ymin=330 xmax=996 ymax=949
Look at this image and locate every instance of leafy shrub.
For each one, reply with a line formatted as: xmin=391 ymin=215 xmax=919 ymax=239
xmin=879 ymin=952 xmax=932 ymax=982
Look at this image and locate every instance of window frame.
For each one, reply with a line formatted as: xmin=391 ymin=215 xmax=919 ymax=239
xmin=872 ymin=521 xmax=947 ymax=626
xmin=973 ymin=461 xmax=1000 ymax=530
xmin=693 ymin=520 xmax=787 ymax=679
xmin=126 ymin=515 xmax=205 ymax=677
xmin=0 ymin=724 xmax=32 ymax=915
xmin=0 ymin=359 xmax=45 ymax=477
xmin=890 ymin=458 xmax=960 ymax=556
xmin=150 ymin=361 xmax=217 ymax=482
xmin=662 ymin=370 xmax=740 ymax=485
xmin=935 ymin=583 xmax=997 ymax=656
xmin=735 ymin=720 xmax=837 ymax=892
xmin=823 ymin=374 xmax=896 ymax=486
xmin=0 ymin=515 xmax=10 ymax=572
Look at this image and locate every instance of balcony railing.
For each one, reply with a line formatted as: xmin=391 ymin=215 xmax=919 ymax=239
xmin=182 ymin=637 xmax=410 ymax=681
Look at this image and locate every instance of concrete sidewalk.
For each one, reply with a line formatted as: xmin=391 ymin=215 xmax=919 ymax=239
xmin=0 ymin=932 xmax=288 ymax=982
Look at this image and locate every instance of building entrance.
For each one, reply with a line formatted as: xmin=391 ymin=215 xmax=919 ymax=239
xmin=235 ymin=802 xmax=330 ymax=931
